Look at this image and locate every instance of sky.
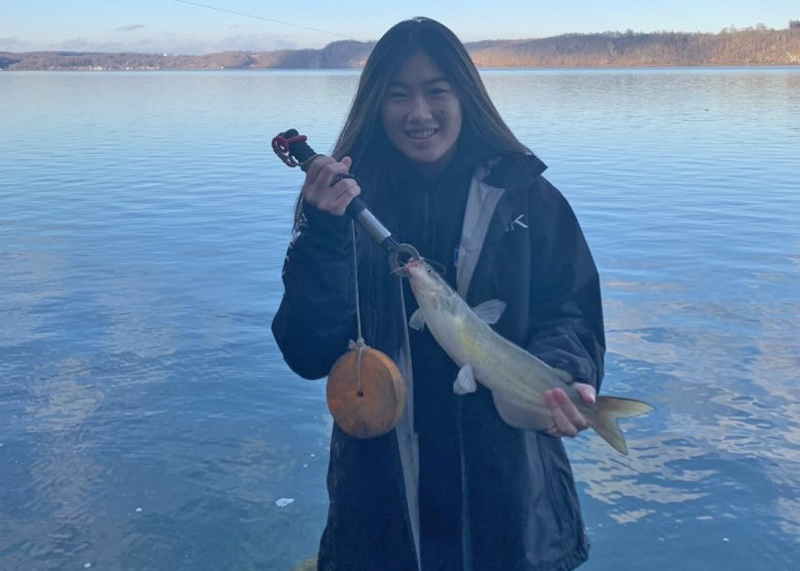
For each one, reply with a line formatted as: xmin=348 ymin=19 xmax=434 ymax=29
xmin=1 ymin=0 xmax=797 ymax=54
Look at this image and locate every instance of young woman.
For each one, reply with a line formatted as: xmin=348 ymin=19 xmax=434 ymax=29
xmin=273 ymin=17 xmax=605 ymax=571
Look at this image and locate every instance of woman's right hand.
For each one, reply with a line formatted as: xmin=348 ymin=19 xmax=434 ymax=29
xmin=302 ymin=155 xmax=361 ymax=216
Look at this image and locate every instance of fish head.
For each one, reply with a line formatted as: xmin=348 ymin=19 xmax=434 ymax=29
xmin=403 ymin=258 xmax=451 ymax=303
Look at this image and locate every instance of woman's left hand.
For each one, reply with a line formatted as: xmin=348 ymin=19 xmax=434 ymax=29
xmin=543 ymin=383 xmax=596 ymax=438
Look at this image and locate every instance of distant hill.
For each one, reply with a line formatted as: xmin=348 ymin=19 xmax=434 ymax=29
xmin=2 ymin=25 xmax=799 ymax=71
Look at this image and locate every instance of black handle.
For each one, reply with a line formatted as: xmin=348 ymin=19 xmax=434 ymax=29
xmin=279 ymin=129 xmax=316 ymax=164
xmin=277 ymin=129 xmax=399 ymax=251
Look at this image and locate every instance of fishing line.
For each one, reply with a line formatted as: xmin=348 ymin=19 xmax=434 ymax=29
xmin=170 ymin=0 xmax=363 ymax=41
xmin=350 ymin=219 xmax=365 ymax=397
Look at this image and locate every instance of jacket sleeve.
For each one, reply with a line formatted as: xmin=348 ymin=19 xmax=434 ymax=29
xmin=271 ymin=201 xmax=357 ymax=380
xmin=526 ymin=178 xmax=606 ymax=392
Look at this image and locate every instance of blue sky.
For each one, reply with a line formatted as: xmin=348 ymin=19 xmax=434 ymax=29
xmin=2 ymin=0 xmax=797 ymax=54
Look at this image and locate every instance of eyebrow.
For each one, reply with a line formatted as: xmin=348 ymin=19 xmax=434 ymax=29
xmin=387 ymin=76 xmax=452 ymax=88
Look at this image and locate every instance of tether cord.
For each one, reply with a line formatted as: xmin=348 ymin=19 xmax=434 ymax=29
xmin=349 ymin=220 xmax=366 ymax=397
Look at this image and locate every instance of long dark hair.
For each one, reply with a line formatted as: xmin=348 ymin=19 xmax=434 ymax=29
xmin=332 ymin=17 xmax=529 ymax=223
xmin=296 ymin=17 xmax=533 ymax=353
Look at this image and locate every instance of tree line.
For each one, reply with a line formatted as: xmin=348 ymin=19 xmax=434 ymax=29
xmin=2 ymin=25 xmax=799 ymax=71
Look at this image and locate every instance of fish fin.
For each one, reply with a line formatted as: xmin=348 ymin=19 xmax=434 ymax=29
xmin=453 ymin=364 xmax=476 ymax=395
xmin=472 ymin=299 xmax=506 ymax=325
xmin=585 ymin=396 xmax=655 ymax=455
xmin=409 ymin=309 xmax=425 ymax=331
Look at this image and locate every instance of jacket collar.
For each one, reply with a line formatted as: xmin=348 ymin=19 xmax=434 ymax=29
xmin=456 ymin=153 xmax=547 ymax=297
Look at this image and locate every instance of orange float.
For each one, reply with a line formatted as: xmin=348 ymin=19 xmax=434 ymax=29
xmin=326 ymin=343 xmax=406 ymax=438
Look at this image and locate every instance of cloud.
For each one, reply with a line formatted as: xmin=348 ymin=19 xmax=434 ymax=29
xmin=0 ymin=37 xmax=34 ymax=52
xmin=117 ymin=24 xmax=147 ymax=32
xmin=49 ymin=37 xmax=128 ymax=53
xmin=50 ymin=37 xmax=91 ymax=50
xmin=5 ymin=31 xmax=322 ymax=55
xmin=132 ymin=32 xmax=310 ymax=54
xmin=206 ymin=32 xmax=303 ymax=52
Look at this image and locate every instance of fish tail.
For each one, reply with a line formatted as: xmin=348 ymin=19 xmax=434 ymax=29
xmin=586 ymin=396 xmax=654 ymax=455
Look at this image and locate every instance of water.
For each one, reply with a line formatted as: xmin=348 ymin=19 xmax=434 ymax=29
xmin=0 ymin=67 xmax=798 ymax=571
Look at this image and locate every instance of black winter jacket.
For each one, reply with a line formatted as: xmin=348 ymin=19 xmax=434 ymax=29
xmin=272 ymin=153 xmax=606 ymax=571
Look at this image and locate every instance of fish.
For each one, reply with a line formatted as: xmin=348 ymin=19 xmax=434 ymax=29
xmin=402 ymin=257 xmax=653 ymax=455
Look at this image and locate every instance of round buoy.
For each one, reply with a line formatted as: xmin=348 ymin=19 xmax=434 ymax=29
xmin=326 ymin=344 xmax=406 ymax=438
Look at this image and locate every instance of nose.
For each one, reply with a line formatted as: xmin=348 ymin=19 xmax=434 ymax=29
xmin=407 ymin=93 xmax=433 ymax=123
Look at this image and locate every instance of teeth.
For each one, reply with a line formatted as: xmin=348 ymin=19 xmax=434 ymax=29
xmin=407 ymin=129 xmax=436 ymax=139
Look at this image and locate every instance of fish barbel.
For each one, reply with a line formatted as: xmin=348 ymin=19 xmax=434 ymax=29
xmin=403 ymin=258 xmax=653 ymax=455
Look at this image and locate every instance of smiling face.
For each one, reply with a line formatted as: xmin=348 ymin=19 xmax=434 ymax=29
xmin=381 ymin=51 xmax=463 ymax=178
